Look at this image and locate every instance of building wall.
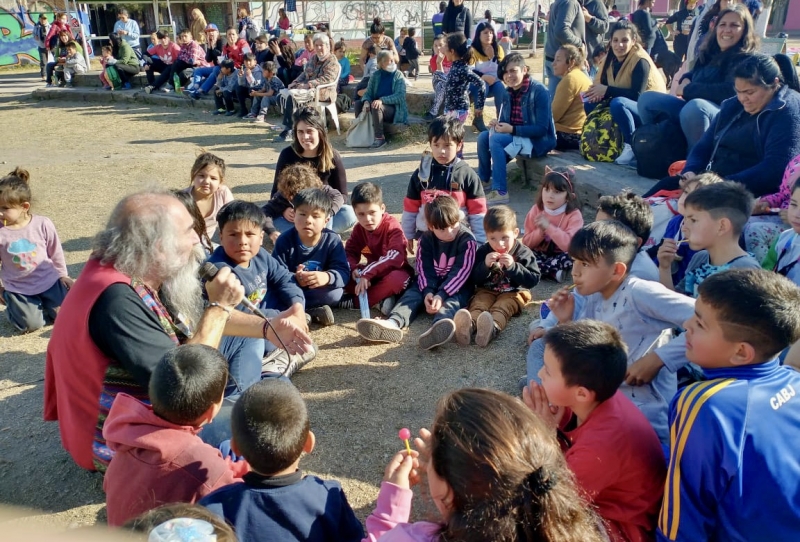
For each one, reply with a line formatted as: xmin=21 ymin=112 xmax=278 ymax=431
xmin=785 ymin=0 xmax=799 ymax=32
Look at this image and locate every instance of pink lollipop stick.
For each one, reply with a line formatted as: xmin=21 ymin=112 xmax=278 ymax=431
xmin=398 ymin=428 xmax=412 ymax=454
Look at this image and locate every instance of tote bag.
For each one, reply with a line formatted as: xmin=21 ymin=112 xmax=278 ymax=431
xmin=345 ymin=109 xmax=375 ymax=148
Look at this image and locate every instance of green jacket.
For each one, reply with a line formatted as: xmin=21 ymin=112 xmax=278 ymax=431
xmin=362 ymin=70 xmax=408 ymax=125
xmin=117 ymin=41 xmax=140 ymax=68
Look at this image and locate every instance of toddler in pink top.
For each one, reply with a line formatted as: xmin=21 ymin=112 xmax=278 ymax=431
xmin=0 ymin=167 xmax=73 ymax=332
xmin=361 ymin=388 xmax=607 ymax=542
xmin=522 ymin=166 xmax=584 ymax=282
xmin=184 ymin=152 xmax=234 ymax=240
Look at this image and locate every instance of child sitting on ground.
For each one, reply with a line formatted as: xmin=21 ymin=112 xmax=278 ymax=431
xmin=454 ymin=206 xmax=540 ymax=347
xmin=261 ymin=163 xmax=343 ymax=244
xmin=659 ymin=181 xmax=760 ymax=296
xmin=62 ymin=41 xmax=87 ymax=88
xmin=658 ymin=269 xmax=800 ymax=541
xmin=237 ymin=53 xmax=264 ymax=119
xmin=250 ymin=61 xmax=285 ymax=123
xmin=649 ymin=172 xmax=723 ymax=286
xmin=340 ymin=182 xmax=413 ymax=315
xmin=523 ymin=320 xmax=666 ymax=542
xmin=0 ymin=167 xmax=73 ymax=333
xmin=358 ymin=195 xmax=476 ymax=351
xmin=208 ymin=201 xmax=310 ymax=379
xmin=529 ymin=221 xmax=696 ymax=445
xmin=212 ymin=59 xmax=239 ymax=116
xmin=200 ymin=379 xmax=364 ymax=541
xmin=103 ymin=344 xmax=249 ymax=526
xmin=402 ymin=116 xmax=487 ymax=244
xmin=596 ymin=191 xmax=659 ymax=282
xmin=363 ymin=388 xmax=607 ymax=541
xmin=522 ymin=166 xmax=584 ymax=283
xmin=746 ymin=154 xmax=800 ymax=263
xmin=183 ymin=152 xmax=234 ymax=241
xmin=272 ymin=188 xmax=350 ymax=327
xmin=764 ymin=178 xmax=800 ymax=285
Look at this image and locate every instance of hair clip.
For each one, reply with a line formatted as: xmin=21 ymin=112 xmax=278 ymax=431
xmin=148 ymin=518 xmax=217 ymax=542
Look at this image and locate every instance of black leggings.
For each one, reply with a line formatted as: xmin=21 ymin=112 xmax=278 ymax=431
xmin=114 ymin=63 xmax=141 ymax=83
xmin=354 ymin=100 xmax=395 ymax=139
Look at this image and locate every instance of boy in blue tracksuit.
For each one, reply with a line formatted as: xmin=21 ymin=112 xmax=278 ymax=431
xmin=658 ymin=269 xmax=800 ymax=541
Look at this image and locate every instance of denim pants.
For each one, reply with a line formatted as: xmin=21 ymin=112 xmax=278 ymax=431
xmin=545 ymin=59 xmax=561 ymax=98
xmin=256 ymin=94 xmax=280 ymax=115
xmin=637 ymin=92 xmax=720 ymax=150
xmin=389 ymin=285 xmax=471 ymax=329
xmin=195 ymin=65 xmax=221 ymax=94
xmin=525 ymin=337 xmax=546 ymax=384
xmin=272 ymin=204 xmax=357 ymax=235
xmin=470 ymin=79 xmax=505 ymax=109
xmin=587 ymin=97 xmax=641 ymax=145
xmin=304 ymin=286 xmax=344 ymax=308
xmin=218 ymin=334 xmax=266 ymax=397
xmin=477 ymin=130 xmax=514 ymax=192
xmin=38 ymin=47 xmax=47 ymax=77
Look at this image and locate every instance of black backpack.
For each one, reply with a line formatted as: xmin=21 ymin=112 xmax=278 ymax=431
xmin=632 ymin=119 xmax=687 ymax=179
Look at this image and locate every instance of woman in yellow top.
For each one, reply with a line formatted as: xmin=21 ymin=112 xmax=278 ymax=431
xmin=469 ymin=21 xmax=505 ymax=132
xmin=189 ymin=8 xmax=207 ymax=45
xmin=551 ymin=44 xmax=592 ymax=150
xmin=583 ymin=20 xmax=666 ymax=165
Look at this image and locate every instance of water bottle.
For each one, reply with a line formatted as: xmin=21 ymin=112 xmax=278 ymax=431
xmin=173 ymin=73 xmax=181 ymax=91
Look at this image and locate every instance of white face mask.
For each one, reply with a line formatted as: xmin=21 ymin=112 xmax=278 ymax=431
xmin=385 ymin=62 xmax=397 ymax=73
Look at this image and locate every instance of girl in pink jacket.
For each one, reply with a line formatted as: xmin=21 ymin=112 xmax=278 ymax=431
xmin=361 ymin=388 xmax=606 ymax=542
xmin=522 ymin=166 xmax=584 ymax=282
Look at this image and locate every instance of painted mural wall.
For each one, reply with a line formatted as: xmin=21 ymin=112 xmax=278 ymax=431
xmin=0 ymin=0 xmax=91 ymax=67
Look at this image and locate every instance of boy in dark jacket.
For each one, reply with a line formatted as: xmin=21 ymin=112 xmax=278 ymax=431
xmin=402 ymin=27 xmax=421 ymax=79
xmin=200 ymin=379 xmax=364 ymax=542
xmin=358 ymin=195 xmax=477 ymax=350
xmin=273 ymin=188 xmax=350 ymax=327
xmin=455 ymin=206 xmax=540 ymax=347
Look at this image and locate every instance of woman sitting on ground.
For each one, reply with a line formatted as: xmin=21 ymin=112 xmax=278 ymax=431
xmin=551 ymin=44 xmax=592 ymax=150
xmin=583 ymin=19 xmax=666 ymax=165
xmin=643 ymin=53 xmax=800 ymax=199
xmin=355 ymin=50 xmax=408 ymax=149
xmin=469 ymin=21 xmax=505 ymax=133
xmin=271 ymin=107 xmax=356 ymax=233
xmin=274 ymin=33 xmax=339 ymax=142
xmin=638 ymin=4 xmax=757 ymax=152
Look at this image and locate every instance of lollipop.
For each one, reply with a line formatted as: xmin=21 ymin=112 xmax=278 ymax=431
xmin=398 ymin=428 xmax=412 ymax=455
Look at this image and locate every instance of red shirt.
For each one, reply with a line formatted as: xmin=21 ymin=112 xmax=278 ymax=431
xmin=561 ymin=391 xmax=667 ymax=542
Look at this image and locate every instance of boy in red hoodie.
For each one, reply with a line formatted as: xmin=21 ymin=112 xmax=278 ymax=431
xmin=340 ymin=182 xmax=413 ymax=316
xmin=103 ymin=344 xmax=249 ymax=526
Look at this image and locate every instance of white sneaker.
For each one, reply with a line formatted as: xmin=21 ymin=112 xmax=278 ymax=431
xmin=615 ymin=143 xmax=636 ymax=165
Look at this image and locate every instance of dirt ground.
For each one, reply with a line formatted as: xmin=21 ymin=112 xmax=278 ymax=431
xmin=0 ymin=69 xmax=561 ymax=533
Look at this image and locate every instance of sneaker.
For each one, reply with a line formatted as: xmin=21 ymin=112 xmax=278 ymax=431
xmin=308 ymin=305 xmax=335 ymax=326
xmin=379 ymin=295 xmax=397 ymax=317
xmin=270 ymin=123 xmax=289 ymax=132
xmin=418 ymin=319 xmax=456 ymax=350
xmin=275 ymin=129 xmax=293 ymax=142
xmin=615 ymin=143 xmax=636 ymax=165
xmin=472 ymin=116 xmax=488 ymax=133
xmin=224 ymin=110 xmax=237 ymax=116
xmin=475 ymin=311 xmax=498 ymax=347
xmin=161 ymin=87 xmax=172 ymax=93
xmin=357 ymin=318 xmax=403 ymax=343
xmin=253 ymin=115 xmax=266 ymax=123
xmin=212 ymin=108 xmax=227 ymax=115
xmin=453 ymin=309 xmax=473 ymax=346
xmin=243 ymin=113 xmax=256 ymax=119
xmin=144 ymin=85 xmax=154 ymax=94
xmin=122 ymin=83 xmax=132 ymax=90
xmin=554 ymin=269 xmax=572 ymax=284
xmin=370 ymin=138 xmax=386 ymax=149
xmin=189 ymin=91 xmax=202 ymax=100
xmin=45 ymin=83 xmax=53 ymax=88
xmin=337 ymin=294 xmax=357 ymax=310
xmin=485 ymin=190 xmax=510 ymax=206
xmin=261 ymin=344 xmax=318 ymax=379
xmin=481 ymin=179 xmax=492 ymax=192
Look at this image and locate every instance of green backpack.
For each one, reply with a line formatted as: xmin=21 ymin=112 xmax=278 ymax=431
xmin=105 ymin=66 xmax=123 ymax=90
xmin=580 ymin=104 xmax=623 ymax=162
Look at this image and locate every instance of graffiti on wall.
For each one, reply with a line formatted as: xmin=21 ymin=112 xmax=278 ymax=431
xmin=0 ymin=2 xmax=90 ymax=68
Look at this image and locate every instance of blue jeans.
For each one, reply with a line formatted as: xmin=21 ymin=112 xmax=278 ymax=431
xmin=637 ymin=92 xmax=720 ymax=150
xmin=195 ymin=65 xmax=221 ymax=94
xmin=477 ymin=130 xmax=514 ymax=192
xmin=389 ymin=285 xmax=471 ymax=329
xmin=219 ymin=334 xmax=266 ymax=397
xmin=273 ymin=204 xmax=356 ymax=235
xmin=525 ymin=337 xmax=546 ymax=384
xmin=545 ymin=59 xmax=561 ymax=98
xmin=470 ymin=79 xmax=505 ymax=109
xmin=587 ymin=97 xmax=641 ymax=145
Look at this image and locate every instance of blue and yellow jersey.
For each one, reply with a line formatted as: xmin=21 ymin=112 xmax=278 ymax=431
xmin=658 ymin=360 xmax=800 ymax=541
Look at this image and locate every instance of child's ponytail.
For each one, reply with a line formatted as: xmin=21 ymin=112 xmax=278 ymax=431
xmin=445 ymin=32 xmax=472 ymax=63
xmin=0 ymin=167 xmax=33 ymax=207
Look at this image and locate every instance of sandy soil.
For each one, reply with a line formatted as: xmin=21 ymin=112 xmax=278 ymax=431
xmin=0 ymin=70 xmax=561 ymax=532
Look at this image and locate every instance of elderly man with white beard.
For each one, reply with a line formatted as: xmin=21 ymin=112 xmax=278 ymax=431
xmin=44 ymin=190 xmax=312 ymax=473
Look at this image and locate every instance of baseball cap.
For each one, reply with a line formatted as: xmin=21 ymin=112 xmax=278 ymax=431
xmin=205 ymin=23 xmax=218 ymax=32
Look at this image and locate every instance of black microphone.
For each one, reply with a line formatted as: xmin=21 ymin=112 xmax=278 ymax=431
xmin=199 ymin=262 xmax=268 ymax=320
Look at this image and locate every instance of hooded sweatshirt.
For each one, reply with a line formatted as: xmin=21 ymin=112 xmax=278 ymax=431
xmin=103 ymin=393 xmax=249 ymax=526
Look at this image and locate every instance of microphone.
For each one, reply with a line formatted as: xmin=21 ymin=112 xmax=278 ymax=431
xmin=199 ymin=262 xmax=269 ymax=320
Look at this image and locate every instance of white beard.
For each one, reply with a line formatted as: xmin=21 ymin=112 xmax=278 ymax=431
xmin=160 ymin=256 xmax=204 ymax=331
